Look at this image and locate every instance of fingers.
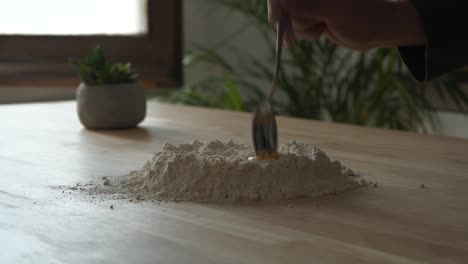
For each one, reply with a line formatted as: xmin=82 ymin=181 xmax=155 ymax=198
xmin=283 ymin=12 xmax=296 ymax=46
xmin=281 ymin=15 xmax=326 ymax=46
xmin=324 ymin=30 xmax=374 ymax=51
xmin=269 ymin=0 xmax=295 ymax=46
xmin=268 ymin=0 xmax=280 ymax=24
xmin=291 ymin=16 xmax=322 ymax=33
xmin=269 ymin=0 xmax=330 ymax=45
xmin=294 ymin=22 xmax=327 ymax=41
xmin=285 ymin=16 xmax=326 ymax=41
xmin=279 ymin=0 xmax=330 ymax=18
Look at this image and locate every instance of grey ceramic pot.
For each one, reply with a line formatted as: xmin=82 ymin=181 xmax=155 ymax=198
xmin=76 ymin=82 xmax=146 ymax=129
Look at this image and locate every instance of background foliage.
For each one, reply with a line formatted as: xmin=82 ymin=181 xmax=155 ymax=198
xmin=160 ymin=0 xmax=467 ymax=131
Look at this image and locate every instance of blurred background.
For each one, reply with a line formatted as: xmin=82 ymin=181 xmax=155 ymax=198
xmin=0 ymin=0 xmax=467 ymax=138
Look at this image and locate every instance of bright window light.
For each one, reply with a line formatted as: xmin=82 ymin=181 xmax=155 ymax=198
xmin=0 ymin=0 xmax=147 ymax=35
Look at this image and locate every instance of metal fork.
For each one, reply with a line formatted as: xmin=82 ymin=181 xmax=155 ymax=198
xmin=252 ymin=14 xmax=285 ymax=160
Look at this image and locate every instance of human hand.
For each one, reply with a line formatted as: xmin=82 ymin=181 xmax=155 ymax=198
xmin=268 ymin=0 xmax=427 ymax=50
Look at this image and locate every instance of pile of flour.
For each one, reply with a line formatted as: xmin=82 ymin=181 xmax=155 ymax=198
xmin=119 ymin=140 xmax=361 ymax=202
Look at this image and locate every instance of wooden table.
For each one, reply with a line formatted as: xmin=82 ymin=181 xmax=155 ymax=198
xmin=1 ymin=101 xmax=467 ymax=264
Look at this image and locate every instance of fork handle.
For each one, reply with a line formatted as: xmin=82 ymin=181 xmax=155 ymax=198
xmin=267 ymin=13 xmax=285 ymax=102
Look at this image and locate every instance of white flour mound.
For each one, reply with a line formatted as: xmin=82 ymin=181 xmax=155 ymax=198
xmin=120 ymin=140 xmax=361 ymax=202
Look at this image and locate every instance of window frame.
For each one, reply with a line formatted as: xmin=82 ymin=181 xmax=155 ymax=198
xmin=0 ymin=0 xmax=182 ymax=87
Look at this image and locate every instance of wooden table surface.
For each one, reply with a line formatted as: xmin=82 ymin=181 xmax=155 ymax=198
xmin=1 ymin=101 xmax=468 ymax=264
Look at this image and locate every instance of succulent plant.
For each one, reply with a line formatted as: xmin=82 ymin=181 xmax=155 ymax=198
xmin=71 ymin=46 xmax=138 ymax=85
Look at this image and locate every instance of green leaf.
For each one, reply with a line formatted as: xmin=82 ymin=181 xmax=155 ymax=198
xmin=158 ymin=0 xmax=467 ymax=132
xmin=70 ymin=45 xmax=138 ymax=85
xmin=225 ymin=77 xmax=244 ymax=111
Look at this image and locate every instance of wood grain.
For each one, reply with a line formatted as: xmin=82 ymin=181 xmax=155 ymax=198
xmin=0 ymin=101 xmax=467 ymax=264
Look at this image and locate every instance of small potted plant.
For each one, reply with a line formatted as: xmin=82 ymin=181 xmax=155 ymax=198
xmin=72 ymin=46 xmax=146 ymax=130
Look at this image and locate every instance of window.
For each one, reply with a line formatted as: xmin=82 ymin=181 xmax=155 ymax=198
xmin=0 ymin=0 xmax=182 ymax=87
xmin=0 ymin=0 xmax=148 ymax=35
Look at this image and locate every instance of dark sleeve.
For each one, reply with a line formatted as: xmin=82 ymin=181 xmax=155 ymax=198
xmin=398 ymin=1 xmax=468 ymax=83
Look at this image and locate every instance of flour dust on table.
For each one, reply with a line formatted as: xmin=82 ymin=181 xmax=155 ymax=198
xmin=117 ymin=140 xmax=363 ymax=202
